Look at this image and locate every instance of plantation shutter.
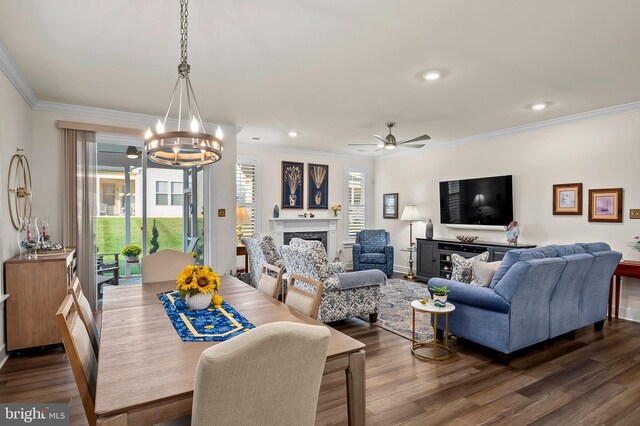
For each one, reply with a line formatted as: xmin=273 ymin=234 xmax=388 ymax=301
xmin=348 ymin=170 xmax=366 ymax=238
xmin=236 ymin=162 xmax=257 ymax=237
xmin=448 ymin=180 xmax=461 ymax=224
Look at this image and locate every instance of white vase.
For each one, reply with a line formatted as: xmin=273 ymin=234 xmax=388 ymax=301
xmin=433 ymin=294 xmax=448 ymax=308
xmin=185 ymin=292 xmax=212 ymax=310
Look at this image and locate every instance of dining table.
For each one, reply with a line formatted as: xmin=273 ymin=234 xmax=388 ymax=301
xmin=95 ymin=275 xmax=366 ymax=425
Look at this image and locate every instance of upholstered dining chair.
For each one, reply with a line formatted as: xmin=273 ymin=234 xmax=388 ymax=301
xmin=56 ymin=295 xmax=97 ymax=426
xmin=141 ymin=249 xmax=194 ymax=284
xmin=257 ymin=263 xmax=284 ymax=300
xmin=70 ymin=277 xmax=100 ymax=356
xmin=191 ymin=322 xmax=330 ymax=426
xmin=285 ymin=273 xmax=324 ymax=319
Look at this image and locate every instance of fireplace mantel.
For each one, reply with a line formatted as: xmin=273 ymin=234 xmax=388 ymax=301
xmin=269 ymin=217 xmax=340 ymax=260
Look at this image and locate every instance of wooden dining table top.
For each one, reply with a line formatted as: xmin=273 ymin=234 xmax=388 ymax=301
xmin=95 ymin=275 xmax=365 ymax=417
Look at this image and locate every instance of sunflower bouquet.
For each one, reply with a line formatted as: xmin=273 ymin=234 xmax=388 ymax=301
xmin=176 ymin=265 xmax=223 ymax=306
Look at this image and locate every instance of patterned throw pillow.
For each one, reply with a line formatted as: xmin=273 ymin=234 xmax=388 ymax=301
xmin=450 ymin=252 xmax=489 ymax=284
xmin=471 ymin=260 xmax=501 ymax=287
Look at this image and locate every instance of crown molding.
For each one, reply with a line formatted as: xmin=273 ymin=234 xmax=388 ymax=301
xmin=376 ymin=100 xmax=640 ymax=161
xmin=237 ymin=141 xmax=373 ymax=162
xmin=0 ymin=40 xmax=38 ymax=108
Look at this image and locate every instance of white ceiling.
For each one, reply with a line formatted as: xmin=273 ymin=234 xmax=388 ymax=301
xmin=1 ymin=0 xmax=640 ymax=155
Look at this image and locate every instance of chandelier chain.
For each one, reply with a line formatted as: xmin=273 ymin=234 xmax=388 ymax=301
xmin=180 ymin=0 xmax=189 ymax=65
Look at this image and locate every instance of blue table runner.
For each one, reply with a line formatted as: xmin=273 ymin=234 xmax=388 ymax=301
xmin=158 ymin=291 xmax=255 ymax=342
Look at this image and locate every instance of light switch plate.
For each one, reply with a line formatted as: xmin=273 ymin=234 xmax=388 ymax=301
xmin=218 ymin=209 xmax=226 ymax=217
xmin=630 ymin=209 xmax=640 ymax=219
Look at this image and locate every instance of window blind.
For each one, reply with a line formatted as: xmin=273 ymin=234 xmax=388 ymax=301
xmin=236 ymin=162 xmax=257 ymax=237
xmin=347 ymin=170 xmax=366 ymax=238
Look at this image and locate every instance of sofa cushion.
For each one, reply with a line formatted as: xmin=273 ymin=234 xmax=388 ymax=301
xmin=451 ymin=252 xmax=489 ymax=284
xmin=471 ymin=260 xmax=501 ymax=287
xmin=577 ymin=242 xmax=612 ymax=253
xmin=359 ymin=253 xmax=387 ymax=264
xmin=489 ymin=246 xmax=558 ymax=288
xmin=546 ymin=244 xmax=586 ymax=256
xmin=360 ymin=230 xmax=388 ymax=253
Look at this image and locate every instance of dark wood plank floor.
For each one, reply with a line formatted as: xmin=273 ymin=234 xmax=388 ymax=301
xmin=1 ymin=318 xmax=639 ymax=425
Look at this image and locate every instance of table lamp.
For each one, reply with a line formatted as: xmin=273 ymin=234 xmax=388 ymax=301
xmin=236 ymin=207 xmax=250 ymax=245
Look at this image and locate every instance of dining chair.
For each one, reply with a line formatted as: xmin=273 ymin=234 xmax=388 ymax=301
xmin=191 ymin=322 xmax=330 ymax=426
xmin=141 ymin=249 xmax=194 ymax=284
xmin=56 ymin=295 xmax=97 ymax=426
xmin=285 ymin=273 xmax=324 ymax=319
xmin=256 ymin=263 xmax=283 ymax=300
xmin=70 ymin=277 xmax=100 ymax=356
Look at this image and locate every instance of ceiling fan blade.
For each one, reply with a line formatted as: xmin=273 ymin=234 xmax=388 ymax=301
xmin=348 ymin=143 xmax=381 ymax=146
xmin=399 ymin=144 xmax=425 ymax=149
xmin=398 ymin=134 xmax=431 ymax=144
xmin=373 ymin=134 xmax=388 ymax=144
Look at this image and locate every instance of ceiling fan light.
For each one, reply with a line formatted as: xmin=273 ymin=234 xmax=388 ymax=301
xmin=376 ymin=141 xmax=385 ymax=148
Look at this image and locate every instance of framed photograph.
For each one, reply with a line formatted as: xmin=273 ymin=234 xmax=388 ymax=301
xmin=588 ymin=188 xmax=623 ymax=222
xmin=383 ymin=193 xmax=398 ymax=219
xmin=281 ymin=161 xmax=304 ymax=209
xmin=553 ymin=183 xmax=582 ymax=215
xmin=308 ymin=163 xmax=328 ymax=209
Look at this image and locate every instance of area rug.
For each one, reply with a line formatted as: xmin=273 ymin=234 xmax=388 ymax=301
xmin=376 ymin=278 xmax=434 ymax=342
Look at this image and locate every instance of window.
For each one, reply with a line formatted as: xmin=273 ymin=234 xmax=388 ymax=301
xmin=236 ymin=156 xmax=261 ymax=238
xmin=345 ymin=167 xmax=368 ymax=240
xmin=155 ymin=180 xmax=183 ymax=206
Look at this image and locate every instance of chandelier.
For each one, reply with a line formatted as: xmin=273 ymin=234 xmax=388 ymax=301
xmin=144 ymin=0 xmax=223 ymax=167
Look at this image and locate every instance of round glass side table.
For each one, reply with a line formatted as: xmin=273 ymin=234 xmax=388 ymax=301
xmin=411 ymin=299 xmax=456 ymax=361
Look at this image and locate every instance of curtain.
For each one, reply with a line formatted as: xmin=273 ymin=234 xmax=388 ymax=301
xmin=61 ymin=129 xmax=98 ymax=309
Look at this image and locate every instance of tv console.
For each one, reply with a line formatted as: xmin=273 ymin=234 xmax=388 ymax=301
xmin=415 ymin=238 xmax=536 ymax=283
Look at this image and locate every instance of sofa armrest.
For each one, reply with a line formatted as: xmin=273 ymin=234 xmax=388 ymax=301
xmin=323 ymin=275 xmax=342 ymax=292
xmin=384 ymin=245 xmax=394 ymax=260
xmin=329 ymin=261 xmax=347 ymax=274
xmin=427 ymin=277 xmax=511 ymax=314
xmin=352 ymin=243 xmax=362 ymax=268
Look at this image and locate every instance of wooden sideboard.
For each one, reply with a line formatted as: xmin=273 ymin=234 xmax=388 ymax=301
xmin=5 ymin=249 xmax=77 ymax=351
xmin=608 ymin=260 xmax=640 ymax=321
xmin=415 ymin=238 xmax=536 ymax=282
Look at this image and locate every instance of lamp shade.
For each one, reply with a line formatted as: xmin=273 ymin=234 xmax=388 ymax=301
xmin=471 ymin=193 xmax=486 ymax=207
xmin=401 ymin=205 xmax=422 ymax=221
xmin=236 ymin=207 xmax=250 ymax=224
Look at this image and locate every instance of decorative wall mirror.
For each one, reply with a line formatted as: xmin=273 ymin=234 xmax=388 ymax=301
xmin=7 ymin=149 xmax=32 ymax=230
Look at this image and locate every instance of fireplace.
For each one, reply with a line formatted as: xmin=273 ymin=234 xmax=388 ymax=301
xmin=284 ymin=231 xmax=328 ymax=250
xmin=269 ymin=217 xmax=339 ymax=260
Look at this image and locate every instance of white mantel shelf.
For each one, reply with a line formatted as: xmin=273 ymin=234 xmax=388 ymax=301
xmin=269 ymin=217 xmax=340 ymax=260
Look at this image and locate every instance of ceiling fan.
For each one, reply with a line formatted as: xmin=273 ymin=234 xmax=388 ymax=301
xmin=349 ymin=122 xmax=431 ymax=151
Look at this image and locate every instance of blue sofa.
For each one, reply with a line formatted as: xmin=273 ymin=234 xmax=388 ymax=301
xmin=428 ymin=243 xmax=621 ymax=364
xmin=353 ymin=230 xmax=394 ymax=278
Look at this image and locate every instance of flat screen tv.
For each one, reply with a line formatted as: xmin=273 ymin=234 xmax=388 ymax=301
xmin=439 ymin=175 xmax=513 ymax=226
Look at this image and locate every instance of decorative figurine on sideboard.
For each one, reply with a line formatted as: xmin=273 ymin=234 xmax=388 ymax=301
xmin=273 ymin=204 xmax=279 ymax=218
xmin=425 ymin=219 xmax=434 ymax=240
xmin=506 ymin=220 xmax=519 ymax=246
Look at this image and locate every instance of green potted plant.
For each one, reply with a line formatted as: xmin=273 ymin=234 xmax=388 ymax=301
xmin=429 ymin=285 xmax=450 ymax=308
xmin=121 ymin=245 xmax=142 ymax=263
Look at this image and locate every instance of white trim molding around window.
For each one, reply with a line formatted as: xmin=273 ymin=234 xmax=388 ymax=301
xmin=236 ymin=155 xmax=262 ymax=238
xmin=343 ymin=164 xmax=372 ymax=246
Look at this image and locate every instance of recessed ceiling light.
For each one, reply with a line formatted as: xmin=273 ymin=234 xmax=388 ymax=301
xmin=252 ymin=137 xmax=261 ymax=140
xmin=422 ymin=71 xmax=441 ymax=81
xmin=530 ymin=102 xmax=551 ymax=111
xmin=288 ymin=130 xmax=298 ymax=138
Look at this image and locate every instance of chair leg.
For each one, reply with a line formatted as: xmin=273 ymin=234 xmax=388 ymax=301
xmin=594 ymin=320 xmax=605 ymax=331
xmin=369 ymin=313 xmax=378 ymax=323
xmin=497 ymin=352 xmax=511 ymax=366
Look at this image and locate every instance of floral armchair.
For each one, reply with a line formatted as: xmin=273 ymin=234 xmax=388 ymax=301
xmin=241 ymin=234 xmax=285 ymax=288
xmin=353 ymin=229 xmax=394 ymax=277
xmin=281 ymin=239 xmax=380 ymax=323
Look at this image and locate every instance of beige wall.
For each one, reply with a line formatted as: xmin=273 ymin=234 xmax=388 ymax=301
xmin=0 ymin=70 xmax=32 ymax=366
xmin=374 ymin=110 xmax=640 ymax=321
xmin=237 ymin=144 xmax=374 ymax=265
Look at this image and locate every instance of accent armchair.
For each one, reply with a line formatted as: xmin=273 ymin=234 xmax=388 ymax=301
xmin=281 ymin=238 xmax=380 ymax=323
xmin=241 ymin=233 xmax=286 ymax=288
xmin=353 ymin=229 xmax=394 ymax=277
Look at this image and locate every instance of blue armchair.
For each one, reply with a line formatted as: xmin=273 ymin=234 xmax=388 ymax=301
xmin=353 ymin=230 xmax=394 ymax=277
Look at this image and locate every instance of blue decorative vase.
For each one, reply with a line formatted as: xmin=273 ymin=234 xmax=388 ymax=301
xmin=273 ymin=205 xmax=279 ymax=218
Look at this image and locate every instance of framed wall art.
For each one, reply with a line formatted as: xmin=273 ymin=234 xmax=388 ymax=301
xmin=552 ymin=183 xmax=582 ymax=215
xmin=383 ymin=193 xmax=398 ymax=219
xmin=588 ymin=188 xmax=623 ymax=223
xmin=308 ymin=163 xmax=328 ymax=209
xmin=281 ymin=161 xmax=304 ymax=209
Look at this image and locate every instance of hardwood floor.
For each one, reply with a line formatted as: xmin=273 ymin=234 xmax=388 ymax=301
xmin=1 ymin=318 xmax=639 ymax=425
